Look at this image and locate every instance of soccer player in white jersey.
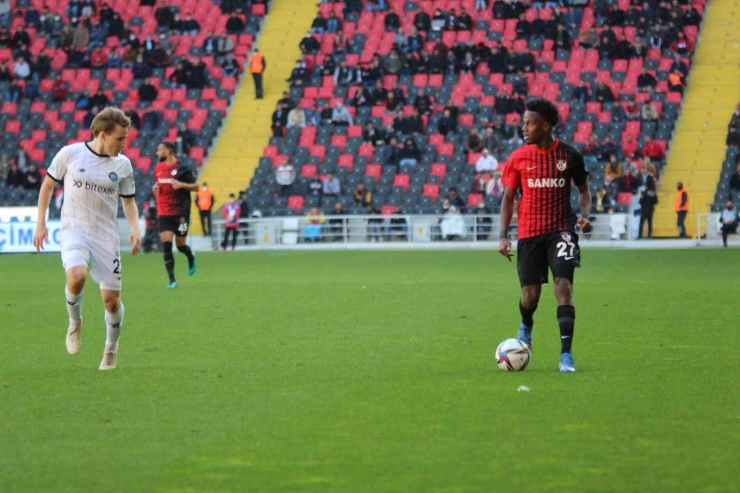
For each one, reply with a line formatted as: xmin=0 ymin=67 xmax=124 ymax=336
xmin=33 ymin=107 xmax=142 ymax=371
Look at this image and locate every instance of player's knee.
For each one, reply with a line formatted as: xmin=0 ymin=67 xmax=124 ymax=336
xmin=163 ymin=241 xmax=173 ymax=254
xmin=103 ymin=297 xmax=120 ymax=313
xmin=66 ymin=270 xmax=87 ymax=292
xmin=521 ymin=286 xmax=541 ymax=307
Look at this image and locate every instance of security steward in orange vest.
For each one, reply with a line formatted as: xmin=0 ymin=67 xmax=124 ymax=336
xmin=249 ymin=48 xmax=266 ymax=99
xmin=675 ymin=182 xmax=689 ymax=238
xmin=196 ymin=183 xmax=215 ymax=237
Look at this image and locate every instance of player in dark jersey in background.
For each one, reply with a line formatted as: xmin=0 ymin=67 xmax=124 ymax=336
xmin=152 ymin=142 xmax=198 ymax=289
xmin=498 ymin=98 xmax=592 ymax=372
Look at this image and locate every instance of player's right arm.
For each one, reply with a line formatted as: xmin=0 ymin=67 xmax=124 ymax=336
xmin=35 ymin=147 xmax=69 ymax=252
xmin=498 ymin=153 xmax=521 ymax=262
xmin=498 ymin=186 xmax=517 ymax=262
xmin=34 ymin=175 xmax=57 ymax=253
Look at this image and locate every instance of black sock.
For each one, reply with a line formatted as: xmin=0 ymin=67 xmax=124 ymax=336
xmin=557 ymin=305 xmax=576 ymax=354
xmin=177 ymin=244 xmax=195 ymax=266
xmin=519 ymin=300 xmax=538 ymax=327
xmin=163 ymin=241 xmax=176 ymax=283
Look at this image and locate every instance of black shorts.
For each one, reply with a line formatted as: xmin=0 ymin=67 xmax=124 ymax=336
xmin=516 ymin=230 xmax=581 ymax=287
xmin=158 ymin=215 xmax=190 ymax=237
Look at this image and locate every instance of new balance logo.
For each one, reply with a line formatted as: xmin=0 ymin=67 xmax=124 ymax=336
xmin=111 ymin=323 xmax=121 ymax=329
xmin=66 ymin=300 xmax=77 ymax=306
xmin=79 ymin=169 xmax=86 ymax=172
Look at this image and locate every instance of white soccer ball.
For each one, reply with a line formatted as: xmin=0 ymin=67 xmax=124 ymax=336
xmin=495 ymin=338 xmax=531 ymax=372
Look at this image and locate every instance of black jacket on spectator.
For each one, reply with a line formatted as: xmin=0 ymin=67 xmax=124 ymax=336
xmin=385 ymin=12 xmax=400 ymax=31
xmin=138 ymin=83 xmax=158 ymax=102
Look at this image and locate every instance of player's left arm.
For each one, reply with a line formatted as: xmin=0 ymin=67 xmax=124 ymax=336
xmin=572 ymin=153 xmax=593 ymax=232
xmin=172 ymin=167 xmax=199 ymax=191
xmin=121 ymin=197 xmax=141 ymax=255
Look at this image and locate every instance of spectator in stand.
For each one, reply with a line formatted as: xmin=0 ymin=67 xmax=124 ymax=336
xmin=437 ymin=108 xmax=457 ymax=136
xmin=619 ymin=167 xmax=639 ymax=194
xmin=271 ymin=102 xmax=288 ymax=137
xmin=476 ymin=148 xmax=498 ymax=173
xmin=6 ymin=162 xmax=24 ymax=188
xmin=221 ymin=52 xmax=239 ymax=77
xmin=460 ymin=51 xmax=477 ymax=74
xmin=138 ymin=78 xmax=158 ymax=102
xmin=311 ymin=12 xmax=326 ymax=34
xmin=107 ymin=49 xmax=122 ymax=68
xmin=579 ymin=27 xmax=598 ymax=49
xmin=623 ymin=134 xmax=639 ymax=159
xmin=155 ymin=0 xmax=175 ymax=29
xmin=593 ymin=187 xmax=614 ymax=213
xmin=572 ymin=81 xmax=590 ymax=103
xmin=363 ymin=122 xmax=385 ymax=146
xmin=334 ymin=61 xmax=360 ymax=86
xmin=331 ymin=102 xmax=353 ymax=126
xmin=384 ymin=8 xmax=400 ymax=31
xmin=287 ymin=106 xmax=306 ymax=129
xmin=275 ymin=160 xmax=295 ymax=197
xmin=668 ymin=69 xmax=684 ymax=94
xmin=641 ymin=101 xmax=659 ymax=122
xmin=333 ymin=29 xmax=348 ymax=54
xmin=50 ymin=78 xmax=69 ymax=102
xmin=176 ymin=123 xmax=195 ymax=156
xmin=202 ymin=31 xmax=219 ymax=54
xmin=326 ymin=11 xmax=342 ymax=33
xmin=729 ymin=164 xmax=740 ymax=192
xmin=322 ymin=173 xmax=341 ymax=198
xmin=515 ymin=12 xmax=530 ymax=39
xmin=431 ymin=9 xmax=446 ymax=32
xmin=670 ymin=31 xmax=693 ymax=56
xmin=327 ymin=202 xmax=346 ymax=241
xmin=638 ymin=182 xmax=658 ymax=239
xmin=142 ymin=109 xmax=160 ymax=130
xmin=384 ymin=48 xmax=403 ymax=75
xmin=446 ymin=187 xmax=465 ymax=209
xmin=226 ymin=12 xmax=245 ymax=34
xmin=350 ymin=85 xmax=370 ymax=107
xmin=299 ymin=32 xmax=319 ymax=54
xmin=719 ymin=200 xmax=739 ymax=248
xmin=88 ymin=18 xmax=107 ymax=48
xmin=669 ymin=53 xmax=688 ymax=77
xmin=642 ymin=136 xmax=665 ymax=161
xmin=217 ymin=33 xmax=234 ymax=56
xmin=412 ymin=88 xmax=432 ymax=115
xmin=595 ymin=82 xmax=615 ymax=103
xmin=319 ymin=54 xmax=336 ymax=76
xmin=132 ymin=53 xmax=152 ymax=78
xmin=221 ymin=194 xmax=241 ymax=252
xmin=12 ymin=56 xmax=30 ymax=79
xmin=414 ymin=9 xmax=431 ymax=32
xmin=23 ymin=163 xmax=42 ymax=190
xmin=727 ymin=127 xmax=740 ymax=148
xmin=179 ymin=13 xmax=200 ymax=35
xmin=0 ymin=27 xmax=10 ymax=48
xmin=407 ymin=107 xmax=424 ymax=134
xmin=625 ymin=101 xmax=640 ymax=120
xmin=637 ymin=68 xmax=657 ymax=93
xmin=465 ymin=128 xmax=484 ymax=155
xmin=304 ymin=207 xmax=324 ymax=243
xmin=354 ymin=183 xmax=372 ymax=207
xmin=287 ymin=60 xmax=307 ymax=87
xmin=604 ymin=155 xmax=623 ymax=194
xmin=89 ymin=88 xmax=109 ymax=109
xmin=0 ymin=0 xmax=10 ymax=26
xmin=75 ymin=88 xmax=92 ymax=109
xmin=307 ymin=172 xmax=323 ymax=201
xmin=71 ymin=19 xmax=90 ymax=50
xmin=456 ymin=8 xmax=473 ymax=31
xmin=399 ymin=138 xmax=421 ymax=172
xmin=89 ymin=46 xmax=107 ymax=68
xmin=482 ymin=127 xmax=501 ymax=157
xmin=12 ymin=25 xmax=31 ymax=48
xmin=553 ymin=24 xmax=572 ymax=52
xmin=598 ymin=31 xmax=616 ymax=60
xmin=486 ymin=171 xmax=504 ymax=199
xmin=728 ymin=103 xmax=740 ymax=131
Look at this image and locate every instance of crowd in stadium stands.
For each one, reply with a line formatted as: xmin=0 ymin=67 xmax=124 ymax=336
xmin=246 ymin=0 xmax=702 ymax=222
xmin=727 ymin=103 xmax=740 ymax=196
xmin=0 ymin=0 xmax=269 ymax=211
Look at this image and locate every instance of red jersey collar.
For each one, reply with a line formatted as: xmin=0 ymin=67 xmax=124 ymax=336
xmin=529 ymin=138 xmax=560 ymax=154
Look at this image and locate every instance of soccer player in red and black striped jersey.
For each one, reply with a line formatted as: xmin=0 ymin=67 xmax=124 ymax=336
xmin=152 ymin=142 xmax=198 ymax=289
xmin=499 ymin=98 xmax=592 ymax=372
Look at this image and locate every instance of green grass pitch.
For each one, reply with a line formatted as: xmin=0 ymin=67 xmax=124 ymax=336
xmin=1 ymin=249 xmax=738 ymax=493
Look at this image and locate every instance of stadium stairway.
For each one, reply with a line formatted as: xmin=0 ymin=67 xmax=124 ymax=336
xmin=192 ymin=0 xmax=316 ymax=233
xmin=654 ymin=1 xmax=740 ymax=238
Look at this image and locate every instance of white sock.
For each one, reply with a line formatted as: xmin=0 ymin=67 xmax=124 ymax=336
xmin=65 ymin=285 xmax=83 ymax=327
xmin=104 ymin=302 xmax=124 ymax=349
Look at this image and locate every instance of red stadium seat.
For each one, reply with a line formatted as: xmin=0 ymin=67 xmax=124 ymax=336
xmin=301 ymin=165 xmax=317 ymax=178
xmin=287 ymin=196 xmax=305 ymax=210
xmin=393 ymin=174 xmax=409 ymax=191
xmin=365 ymin=164 xmax=382 ymax=181
xmin=467 ymin=193 xmax=483 ymax=208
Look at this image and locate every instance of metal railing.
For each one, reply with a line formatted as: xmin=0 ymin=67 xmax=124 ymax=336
xmin=208 ymin=213 xmax=629 ymax=250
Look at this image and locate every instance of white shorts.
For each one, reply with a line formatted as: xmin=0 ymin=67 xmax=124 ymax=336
xmin=61 ymin=231 xmax=122 ymax=291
